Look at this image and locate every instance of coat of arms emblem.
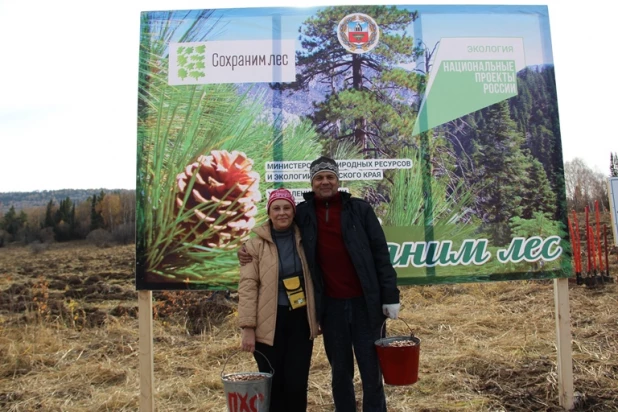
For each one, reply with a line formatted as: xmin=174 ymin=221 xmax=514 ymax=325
xmin=337 ymin=13 xmax=380 ymax=54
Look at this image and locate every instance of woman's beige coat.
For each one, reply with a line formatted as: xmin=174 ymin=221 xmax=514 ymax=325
xmin=238 ymin=221 xmax=319 ymax=346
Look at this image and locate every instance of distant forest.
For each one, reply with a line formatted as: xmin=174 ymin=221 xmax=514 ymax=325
xmin=0 ymin=189 xmax=135 ymax=247
xmin=0 ymin=189 xmax=133 ymax=214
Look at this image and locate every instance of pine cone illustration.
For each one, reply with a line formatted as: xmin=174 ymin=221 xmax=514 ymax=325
xmin=175 ymin=150 xmax=261 ymax=249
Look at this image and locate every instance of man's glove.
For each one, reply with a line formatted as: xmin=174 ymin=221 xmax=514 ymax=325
xmin=382 ymin=303 xmax=400 ymax=319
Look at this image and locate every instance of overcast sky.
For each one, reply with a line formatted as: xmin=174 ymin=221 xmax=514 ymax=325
xmin=0 ymin=0 xmax=614 ymax=192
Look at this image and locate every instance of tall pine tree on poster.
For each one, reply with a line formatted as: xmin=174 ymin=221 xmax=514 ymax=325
xmin=469 ymin=100 xmax=528 ymax=245
xmin=285 ymin=6 xmax=423 ymax=158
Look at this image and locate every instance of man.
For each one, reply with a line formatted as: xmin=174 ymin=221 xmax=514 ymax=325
xmin=240 ymin=156 xmax=400 ymax=411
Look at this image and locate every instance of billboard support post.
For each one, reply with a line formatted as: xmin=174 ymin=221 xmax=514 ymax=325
xmin=138 ymin=290 xmax=155 ymax=411
xmin=554 ymin=278 xmax=574 ymax=410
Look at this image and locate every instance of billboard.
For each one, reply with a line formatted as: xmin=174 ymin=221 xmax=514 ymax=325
xmin=609 ymin=178 xmax=618 ymax=246
xmin=136 ymin=5 xmax=571 ymax=290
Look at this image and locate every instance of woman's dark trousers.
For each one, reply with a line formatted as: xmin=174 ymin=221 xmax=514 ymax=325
xmin=255 ymin=305 xmax=314 ymax=412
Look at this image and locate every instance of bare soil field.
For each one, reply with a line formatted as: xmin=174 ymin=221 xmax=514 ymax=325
xmin=0 ymin=227 xmax=617 ymax=411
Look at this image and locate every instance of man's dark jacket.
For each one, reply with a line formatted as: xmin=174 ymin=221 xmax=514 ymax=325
xmin=295 ymin=191 xmax=400 ymax=329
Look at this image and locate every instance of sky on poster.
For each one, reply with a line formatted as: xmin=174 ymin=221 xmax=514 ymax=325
xmin=206 ymin=7 xmax=550 ymax=67
xmin=0 ymin=0 xmax=614 ymax=192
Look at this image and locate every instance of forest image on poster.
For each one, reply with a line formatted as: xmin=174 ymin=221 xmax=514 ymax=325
xmin=136 ymin=5 xmax=570 ymax=290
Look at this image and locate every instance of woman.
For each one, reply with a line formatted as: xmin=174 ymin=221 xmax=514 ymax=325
xmin=238 ymin=188 xmax=319 ymax=412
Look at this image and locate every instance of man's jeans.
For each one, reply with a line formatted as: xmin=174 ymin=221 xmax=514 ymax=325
xmin=322 ymin=296 xmax=387 ymax=412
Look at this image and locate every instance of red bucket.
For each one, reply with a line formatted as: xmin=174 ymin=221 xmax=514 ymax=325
xmin=375 ymin=318 xmax=420 ymax=385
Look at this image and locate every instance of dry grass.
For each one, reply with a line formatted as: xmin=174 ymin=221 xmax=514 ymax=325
xmin=0 ymin=235 xmax=617 ymax=411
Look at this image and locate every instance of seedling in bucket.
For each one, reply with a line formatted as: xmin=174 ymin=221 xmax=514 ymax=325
xmin=221 ymin=350 xmax=274 ymax=412
xmin=375 ymin=318 xmax=421 ymax=386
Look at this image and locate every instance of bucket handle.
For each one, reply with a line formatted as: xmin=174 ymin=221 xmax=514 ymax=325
xmin=221 ymin=349 xmax=274 ymax=378
xmin=381 ymin=317 xmax=415 ymax=339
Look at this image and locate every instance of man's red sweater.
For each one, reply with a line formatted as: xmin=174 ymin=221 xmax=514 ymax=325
xmin=315 ymin=193 xmax=363 ymax=298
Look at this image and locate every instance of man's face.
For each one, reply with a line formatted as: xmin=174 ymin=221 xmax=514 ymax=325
xmin=311 ymin=171 xmax=339 ymax=199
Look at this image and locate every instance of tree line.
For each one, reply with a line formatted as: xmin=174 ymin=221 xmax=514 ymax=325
xmin=0 ymin=190 xmax=136 ymax=247
xmin=0 ymin=188 xmax=111 ymax=214
xmin=564 ymin=153 xmax=618 ymax=213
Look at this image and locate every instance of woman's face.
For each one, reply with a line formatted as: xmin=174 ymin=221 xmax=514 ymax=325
xmin=269 ymin=199 xmax=294 ymax=231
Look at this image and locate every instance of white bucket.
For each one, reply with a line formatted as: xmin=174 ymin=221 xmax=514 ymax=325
xmin=221 ymin=350 xmax=274 ymax=412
